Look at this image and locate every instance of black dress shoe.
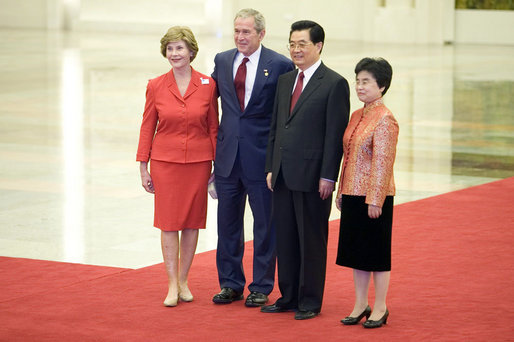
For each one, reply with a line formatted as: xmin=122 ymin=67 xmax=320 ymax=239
xmin=260 ymin=303 xmax=294 ymax=313
xmin=340 ymin=305 xmax=372 ymax=325
xmin=212 ymin=288 xmax=244 ymax=304
xmin=245 ymin=292 xmax=268 ymax=307
xmin=294 ymin=310 xmax=318 ymax=320
xmin=362 ymin=309 xmax=389 ymax=328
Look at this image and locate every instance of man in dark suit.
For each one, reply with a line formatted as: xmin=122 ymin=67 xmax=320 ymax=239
xmin=211 ymin=8 xmax=294 ymax=307
xmin=262 ymin=20 xmax=350 ymax=320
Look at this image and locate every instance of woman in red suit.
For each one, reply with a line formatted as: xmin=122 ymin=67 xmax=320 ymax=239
xmin=136 ymin=26 xmax=219 ymax=307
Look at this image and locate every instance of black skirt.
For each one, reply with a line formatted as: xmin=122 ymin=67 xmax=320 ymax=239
xmin=336 ymin=195 xmax=394 ymax=272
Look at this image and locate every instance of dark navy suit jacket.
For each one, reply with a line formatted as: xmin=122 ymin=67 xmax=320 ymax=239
xmin=212 ymin=46 xmax=294 ymax=180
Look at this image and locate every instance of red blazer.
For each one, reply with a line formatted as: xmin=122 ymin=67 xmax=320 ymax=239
xmin=136 ymin=68 xmax=219 ymax=163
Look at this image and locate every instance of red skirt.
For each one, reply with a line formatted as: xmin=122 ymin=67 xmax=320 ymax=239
xmin=150 ymin=160 xmax=211 ymax=231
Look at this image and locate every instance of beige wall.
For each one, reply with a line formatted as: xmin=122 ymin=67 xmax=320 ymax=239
xmin=455 ymin=9 xmax=514 ymax=45
xmin=0 ymin=0 xmax=56 ymax=29
xmin=0 ymin=0 xmax=512 ymax=45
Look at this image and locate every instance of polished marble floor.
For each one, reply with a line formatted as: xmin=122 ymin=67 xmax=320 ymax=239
xmin=0 ymin=28 xmax=513 ymax=268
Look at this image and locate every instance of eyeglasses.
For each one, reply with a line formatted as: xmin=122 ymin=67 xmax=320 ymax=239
xmin=287 ymin=42 xmax=313 ymax=50
xmin=354 ymin=79 xmax=374 ymax=87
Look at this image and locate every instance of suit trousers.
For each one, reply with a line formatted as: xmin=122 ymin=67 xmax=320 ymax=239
xmin=215 ymin=151 xmax=276 ymax=294
xmin=273 ymin=171 xmax=331 ymax=313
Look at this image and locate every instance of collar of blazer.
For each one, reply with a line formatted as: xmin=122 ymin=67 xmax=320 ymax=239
xmin=224 ymin=49 xmax=241 ymax=112
xmin=228 ymin=46 xmax=273 ymax=114
xmin=166 ymin=67 xmax=200 ymax=101
xmin=246 ymin=46 xmax=275 ymax=112
xmin=288 ymin=62 xmax=327 ymax=118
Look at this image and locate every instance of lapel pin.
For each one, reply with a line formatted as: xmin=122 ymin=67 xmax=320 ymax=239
xmin=264 ymin=69 xmax=269 ymax=77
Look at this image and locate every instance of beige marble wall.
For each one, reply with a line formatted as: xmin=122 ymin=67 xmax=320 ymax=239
xmin=0 ymin=0 xmax=458 ymax=44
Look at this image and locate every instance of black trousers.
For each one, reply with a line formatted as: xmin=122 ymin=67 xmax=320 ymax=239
xmin=272 ymin=171 xmax=332 ymax=313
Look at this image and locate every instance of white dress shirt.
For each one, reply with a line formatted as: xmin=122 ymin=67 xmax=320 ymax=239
xmin=291 ymin=59 xmax=322 ymax=94
xmin=233 ymin=45 xmax=262 ymax=109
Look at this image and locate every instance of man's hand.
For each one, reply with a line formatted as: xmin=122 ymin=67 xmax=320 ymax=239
xmin=319 ymin=179 xmax=334 ymax=200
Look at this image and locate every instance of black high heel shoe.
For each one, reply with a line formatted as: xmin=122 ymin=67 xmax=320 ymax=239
xmin=362 ymin=309 xmax=389 ymax=328
xmin=340 ymin=305 xmax=371 ymax=325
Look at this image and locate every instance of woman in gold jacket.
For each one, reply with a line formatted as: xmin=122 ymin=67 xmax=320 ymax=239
xmin=335 ymin=57 xmax=398 ymax=329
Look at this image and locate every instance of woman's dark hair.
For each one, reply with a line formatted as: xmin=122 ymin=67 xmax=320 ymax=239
xmin=355 ymin=57 xmax=393 ymax=96
xmin=289 ymin=20 xmax=325 ymax=51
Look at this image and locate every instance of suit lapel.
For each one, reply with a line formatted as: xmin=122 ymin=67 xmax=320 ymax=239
xmin=225 ymin=49 xmax=240 ymax=112
xmin=166 ymin=68 xmax=200 ymax=101
xmin=166 ymin=70 xmax=182 ymax=101
xmin=288 ymin=62 xmax=326 ymax=119
xmin=284 ymin=70 xmax=298 ymax=122
xmin=183 ymin=68 xmax=199 ymax=100
xmin=245 ymin=46 xmax=271 ymax=112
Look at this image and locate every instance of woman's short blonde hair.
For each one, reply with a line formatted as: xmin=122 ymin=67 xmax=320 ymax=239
xmin=160 ymin=26 xmax=199 ymax=62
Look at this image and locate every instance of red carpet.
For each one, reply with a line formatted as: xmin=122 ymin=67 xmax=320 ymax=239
xmin=1 ymin=177 xmax=513 ymax=341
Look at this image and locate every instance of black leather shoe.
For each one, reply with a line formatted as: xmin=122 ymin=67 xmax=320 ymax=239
xmin=341 ymin=305 xmax=372 ymax=325
xmin=294 ymin=310 xmax=319 ymax=320
xmin=245 ymin=292 xmax=268 ymax=307
xmin=212 ymin=288 xmax=244 ymax=304
xmin=260 ymin=303 xmax=294 ymax=313
xmin=362 ymin=309 xmax=389 ymax=328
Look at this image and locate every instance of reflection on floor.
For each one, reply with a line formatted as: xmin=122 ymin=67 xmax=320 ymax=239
xmin=0 ymin=29 xmax=513 ymax=268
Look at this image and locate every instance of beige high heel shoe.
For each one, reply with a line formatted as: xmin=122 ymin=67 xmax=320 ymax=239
xmin=163 ymin=286 xmax=179 ymax=307
xmin=179 ymin=283 xmax=194 ymax=302
xmin=163 ymin=295 xmax=179 ymax=307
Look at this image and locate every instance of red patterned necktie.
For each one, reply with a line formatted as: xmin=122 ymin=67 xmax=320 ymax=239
xmin=290 ymin=71 xmax=304 ymax=113
xmin=234 ymin=57 xmax=249 ymax=111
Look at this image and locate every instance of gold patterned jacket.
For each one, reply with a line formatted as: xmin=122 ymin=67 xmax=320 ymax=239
xmin=337 ymin=98 xmax=399 ymax=207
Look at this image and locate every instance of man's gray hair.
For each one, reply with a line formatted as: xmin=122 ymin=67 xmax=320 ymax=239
xmin=234 ymin=8 xmax=266 ymax=33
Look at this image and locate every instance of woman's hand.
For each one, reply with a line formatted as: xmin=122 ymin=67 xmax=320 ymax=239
xmin=207 ymin=172 xmax=217 ymax=199
xmin=368 ymin=204 xmax=382 ymax=219
xmin=140 ymin=162 xmax=155 ymax=194
xmin=335 ymin=195 xmax=342 ymax=211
